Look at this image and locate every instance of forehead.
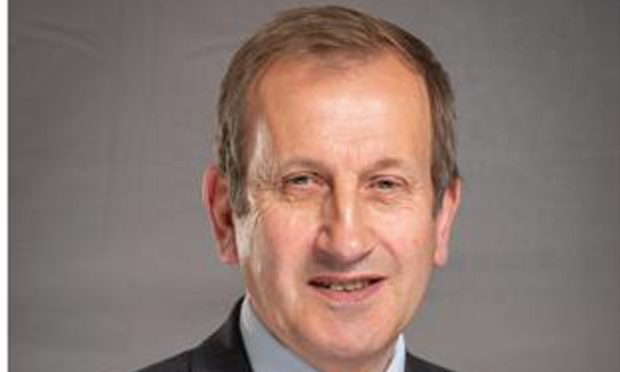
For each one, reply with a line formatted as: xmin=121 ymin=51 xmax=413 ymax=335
xmin=246 ymin=51 xmax=432 ymax=166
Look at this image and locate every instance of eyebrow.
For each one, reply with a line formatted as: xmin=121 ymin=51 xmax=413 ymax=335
xmin=361 ymin=158 xmax=409 ymax=174
xmin=277 ymin=157 xmax=415 ymax=176
xmin=277 ymin=157 xmax=331 ymax=175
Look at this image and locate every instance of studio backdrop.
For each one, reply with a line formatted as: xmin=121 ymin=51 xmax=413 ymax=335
xmin=10 ymin=0 xmax=620 ymax=371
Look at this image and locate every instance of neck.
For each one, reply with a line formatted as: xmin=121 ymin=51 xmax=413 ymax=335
xmin=305 ymin=348 xmax=395 ymax=372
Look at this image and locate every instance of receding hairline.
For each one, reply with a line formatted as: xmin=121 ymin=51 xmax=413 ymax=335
xmin=254 ymin=39 xmax=427 ymax=84
xmin=240 ymin=48 xmax=430 ymax=162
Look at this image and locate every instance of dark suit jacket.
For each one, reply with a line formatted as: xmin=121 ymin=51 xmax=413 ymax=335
xmin=138 ymin=301 xmax=455 ymax=372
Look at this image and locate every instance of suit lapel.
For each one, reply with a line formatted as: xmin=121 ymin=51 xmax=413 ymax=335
xmin=190 ymin=299 xmax=253 ymax=372
xmin=405 ymin=351 xmax=453 ymax=372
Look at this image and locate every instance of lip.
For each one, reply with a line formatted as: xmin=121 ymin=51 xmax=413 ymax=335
xmin=307 ymin=274 xmax=386 ymax=305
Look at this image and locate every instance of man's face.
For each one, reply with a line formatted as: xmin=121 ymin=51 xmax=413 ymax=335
xmin=207 ymin=52 xmax=460 ymax=369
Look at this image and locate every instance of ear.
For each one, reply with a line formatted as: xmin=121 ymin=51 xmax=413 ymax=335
xmin=202 ymin=166 xmax=240 ymax=265
xmin=433 ymin=179 xmax=462 ymax=267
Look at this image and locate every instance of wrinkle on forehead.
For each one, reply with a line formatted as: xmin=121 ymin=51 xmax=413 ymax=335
xmin=259 ymin=54 xmax=428 ymax=132
xmin=243 ymin=51 xmax=432 ymax=183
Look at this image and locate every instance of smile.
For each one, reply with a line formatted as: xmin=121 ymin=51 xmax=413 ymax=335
xmin=308 ymin=275 xmax=385 ymax=304
xmin=309 ymin=277 xmax=383 ymax=292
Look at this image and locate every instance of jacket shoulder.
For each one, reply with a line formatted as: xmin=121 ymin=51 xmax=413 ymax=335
xmin=134 ymin=300 xmax=252 ymax=372
xmin=136 ymin=350 xmax=192 ymax=372
xmin=406 ymin=352 xmax=457 ymax=372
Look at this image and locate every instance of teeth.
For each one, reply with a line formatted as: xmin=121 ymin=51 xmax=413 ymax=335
xmin=326 ymin=280 xmax=370 ymax=292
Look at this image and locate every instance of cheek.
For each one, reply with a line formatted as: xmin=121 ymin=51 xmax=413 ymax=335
xmin=372 ymin=206 xmax=437 ymax=261
xmin=244 ymin=206 xmax=319 ymax=312
xmin=249 ymin=205 xmax=318 ymax=278
xmin=377 ymin=211 xmax=437 ymax=303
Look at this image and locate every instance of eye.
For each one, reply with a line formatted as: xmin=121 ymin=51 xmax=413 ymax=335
xmin=375 ymin=179 xmax=398 ymax=189
xmin=281 ymin=173 xmax=325 ymax=195
xmin=287 ymin=174 xmax=313 ymax=186
xmin=369 ymin=176 xmax=403 ymax=191
xmin=280 ymin=172 xmax=327 ymax=201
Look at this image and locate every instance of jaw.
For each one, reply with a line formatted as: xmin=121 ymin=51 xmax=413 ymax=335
xmin=241 ymin=254 xmax=418 ymax=372
xmin=290 ymin=321 xmax=398 ymax=372
xmin=291 ymin=279 xmax=405 ymax=366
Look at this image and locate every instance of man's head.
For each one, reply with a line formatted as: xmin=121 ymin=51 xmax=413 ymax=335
xmin=205 ymin=6 xmax=461 ymax=371
xmin=216 ymin=5 xmax=459 ymax=217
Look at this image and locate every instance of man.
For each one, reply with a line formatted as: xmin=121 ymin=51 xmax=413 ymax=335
xmin=140 ymin=5 xmax=461 ymax=372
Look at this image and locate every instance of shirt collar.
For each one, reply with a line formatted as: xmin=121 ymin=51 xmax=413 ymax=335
xmin=239 ymin=297 xmax=406 ymax=372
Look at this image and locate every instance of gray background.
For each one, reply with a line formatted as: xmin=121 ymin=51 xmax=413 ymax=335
xmin=9 ymin=0 xmax=620 ymax=371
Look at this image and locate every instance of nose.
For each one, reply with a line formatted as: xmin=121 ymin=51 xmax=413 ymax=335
xmin=315 ymin=184 xmax=374 ymax=267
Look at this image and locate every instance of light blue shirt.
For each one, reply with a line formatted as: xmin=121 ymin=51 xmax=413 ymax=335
xmin=240 ymin=297 xmax=406 ymax=372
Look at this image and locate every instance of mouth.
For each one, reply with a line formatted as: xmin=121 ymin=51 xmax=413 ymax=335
xmin=308 ymin=275 xmax=385 ymax=304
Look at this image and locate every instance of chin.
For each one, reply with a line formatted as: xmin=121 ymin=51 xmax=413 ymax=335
xmin=299 ymin=320 xmax=395 ymax=362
